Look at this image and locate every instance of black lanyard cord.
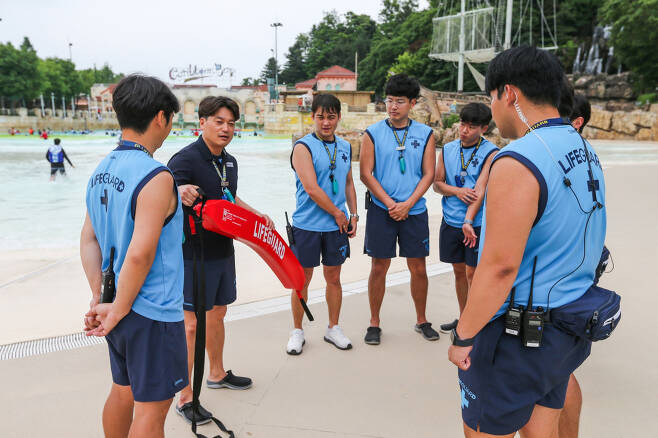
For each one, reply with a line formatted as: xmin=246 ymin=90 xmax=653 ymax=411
xmin=460 ymin=137 xmax=482 ymax=171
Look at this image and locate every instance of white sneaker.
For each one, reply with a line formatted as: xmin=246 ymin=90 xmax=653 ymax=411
xmin=324 ymin=325 xmax=353 ymax=350
xmin=286 ymin=329 xmax=305 ymax=355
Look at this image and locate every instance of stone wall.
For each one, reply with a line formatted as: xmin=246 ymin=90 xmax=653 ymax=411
xmin=266 ymin=102 xmax=386 ymax=136
xmin=0 ymin=111 xmax=119 ymax=131
xmin=583 ymin=106 xmax=658 ymax=141
xmin=570 ymin=72 xmax=638 ymax=112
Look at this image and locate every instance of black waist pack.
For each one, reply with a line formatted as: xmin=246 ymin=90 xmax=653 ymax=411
xmin=550 ymin=285 xmax=621 ymax=342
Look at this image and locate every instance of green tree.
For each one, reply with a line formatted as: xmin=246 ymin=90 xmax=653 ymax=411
xmin=0 ymin=37 xmax=41 ymax=102
xmin=304 ymin=11 xmax=377 ymax=77
xmin=240 ymin=77 xmax=261 ymax=86
xmin=279 ymin=33 xmax=310 ymax=85
xmin=378 ymin=0 xmax=418 ymax=37
xmin=38 ymin=57 xmax=82 ymax=97
xmin=260 ymin=57 xmax=279 ymax=84
xmin=78 ymin=63 xmax=124 ymax=93
xmin=600 ymin=0 xmax=658 ymax=90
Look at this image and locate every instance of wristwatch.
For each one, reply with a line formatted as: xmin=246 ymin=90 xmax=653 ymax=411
xmin=463 ymin=218 xmax=474 ymax=225
xmin=350 ymin=213 xmax=359 ymax=221
xmin=451 ymin=328 xmax=475 ymax=347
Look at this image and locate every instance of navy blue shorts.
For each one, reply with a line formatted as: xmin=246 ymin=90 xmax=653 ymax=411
xmin=291 ymin=227 xmax=350 ymax=268
xmin=439 ymin=219 xmax=481 ymax=267
xmin=183 ymin=255 xmax=237 ymax=311
xmin=364 ymin=204 xmax=429 ymax=259
xmin=106 ymin=310 xmax=188 ymax=402
xmin=458 ymin=317 xmax=591 ymax=435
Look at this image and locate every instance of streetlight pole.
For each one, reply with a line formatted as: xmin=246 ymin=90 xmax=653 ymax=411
xmin=68 ymin=42 xmax=73 ymax=61
xmin=270 ymin=22 xmax=282 ymax=99
xmin=51 ymin=92 xmax=55 ymax=115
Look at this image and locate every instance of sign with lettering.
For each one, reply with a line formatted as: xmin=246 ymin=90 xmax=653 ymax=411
xmin=169 ymin=64 xmax=235 ymax=82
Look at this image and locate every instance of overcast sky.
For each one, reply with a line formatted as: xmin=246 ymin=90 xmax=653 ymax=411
xmin=1 ymin=0 xmax=428 ymax=86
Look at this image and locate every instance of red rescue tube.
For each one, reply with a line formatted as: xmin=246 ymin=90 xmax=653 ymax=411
xmin=192 ymin=200 xmax=311 ymax=318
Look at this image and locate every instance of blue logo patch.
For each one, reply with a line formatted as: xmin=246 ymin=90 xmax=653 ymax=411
xmin=411 ymin=139 xmax=421 ymax=148
xmin=422 ymin=238 xmax=430 ymax=252
xmin=339 ymin=245 xmax=348 ymax=258
xmin=461 ymin=389 xmax=470 ymax=408
xmin=471 ymin=157 xmax=479 ymax=167
xmin=341 ymin=153 xmax=348 ymax=163
xmin=458 ymin=378 xmax=477 ymax=410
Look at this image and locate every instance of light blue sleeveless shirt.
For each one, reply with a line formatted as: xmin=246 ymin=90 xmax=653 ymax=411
xmin=86 ymin=143 xmax=184 ymax=322
xmin=441 ymin=137 xmax=498 ymax=227
xmin=479 ymin=123 xmax=606 ymax=319
xmin=292 ymin=133 xmax=351 ymax=232
xmin=365 ymin=119 xmax=434 ymax=215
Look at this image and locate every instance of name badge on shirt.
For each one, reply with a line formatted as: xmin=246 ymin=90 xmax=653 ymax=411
xmin=226 ymin=162 xmax=234 ymax=167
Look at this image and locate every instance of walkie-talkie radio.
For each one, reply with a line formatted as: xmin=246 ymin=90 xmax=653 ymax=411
xmin=504 ymin=287 xmax=522 ymax=336
xmin=285 ymin=212 xmax=295 ymax=246
xmin=100 ymin=247 xmax=116 ymax=304
xmin=365 ymin=191 xmax=372 ymax=210
xmin=522 ymin=257 xmax=544 ymax=348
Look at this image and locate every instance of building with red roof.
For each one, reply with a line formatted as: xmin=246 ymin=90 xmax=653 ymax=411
xmin=316 ymin=65 xmax=357 ymax=91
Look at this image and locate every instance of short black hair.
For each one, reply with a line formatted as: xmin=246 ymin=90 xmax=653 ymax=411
xmin=198 ymin=96 xmax=240 ymax=120
xmin=54 ymin=138 xmax=61 ymax=145
xmin=312 ymin=93 xmax=341 ymax=115
xmin=112 ymin=75 xmax=180 ymax=133
xmin=485 ymin=45 xmax=564 ymax=108
xmin=460 ymin=103 xmax=491 ymax=127
xmin=385 ymin=74 xmax=420 ymax=100
xmin=571 ymin=94 xmax=591 ymax=133
xmin=558 ymin=76 xmax=575 ymax=119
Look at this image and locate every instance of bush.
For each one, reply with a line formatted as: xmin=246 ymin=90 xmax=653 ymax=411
xmin=443 ymin=113 xmax=460 ymax=129
xmin=637 ymin=93 xmax=657 ymax=104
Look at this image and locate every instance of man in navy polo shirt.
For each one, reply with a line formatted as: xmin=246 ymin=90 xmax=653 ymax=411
xmin=447 ymin=46 xmax=606 ymax=437
xmin=360 ymin=74 xmax=438 ymax=345
xmin=168 ymin=96 xmax=273 ymax=424
xmin=433 ymin=103 xmax=498 ymax=334
xmin=287 ymin=93 xmax=358 ymax=355
xmin=81 ymin=74 xmax=187 ymax=437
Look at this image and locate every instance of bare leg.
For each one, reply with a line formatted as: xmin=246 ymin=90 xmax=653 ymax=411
xmin=407 ymin=257 xmax=428 ymax=324
xmin=452 ymin=263 xmax=469 ymax=314
xmin=324 ymin=265 xmax=343 ymax=327
xmin=368 ymin=257 xmax=391 ymax=327
xmin=103 ymin=383 xmax=134 ymax=438
xmin=177 ymin=310 xmax=197 ymax=406
xmin=558 ymin=374 xmax=582 ymax=438
xmin=206 ymin=305 xmax=227 ymax=381
xmin=128 ymin=399 xmax=172 ymax=438
xmin=291 ymin=268 xmax=314 ymax=329
xmin=520 ymin=404 xmax=561 ymax=438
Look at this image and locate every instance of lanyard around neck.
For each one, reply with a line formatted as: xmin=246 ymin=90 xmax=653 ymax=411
xmin=460 ymin=137 xmax=482 ymax=171
xmin=211 ymin=157 xmax=229 ymax=188
xmin=119 ymin=140 xmax=151 ymax=157
xmin=525 ymin=117 xmax=570 ymax=135
xmin=387 ymin=119 xmax=409 ymax=153
xmin=320 ymin=139 xmax=338 ymax=172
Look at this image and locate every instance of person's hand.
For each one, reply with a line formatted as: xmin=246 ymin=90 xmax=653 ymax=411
xmin=462 ymin=223 xmax=477 ymax=248
xmin=85 ymin=303 xmax=127 ymax=337
xmin=388 ymin=201 xmax=411 ymax=221
xmin=333 ymin=210 xmax=349 ymax=233
xmin=448 ymin=344 xmax=473 ymax=371
xmin=456 ymin=188 xmax=478 ymax=204
xmin=348 ymin=216 xmax=358 ymax=238
xmin=83 ymin=297 xmax=100 ymax=331
xmin=178 ymin=184 xmax=200 ymax=207
xmin=261 ymin=214 xmax=274 ymax=229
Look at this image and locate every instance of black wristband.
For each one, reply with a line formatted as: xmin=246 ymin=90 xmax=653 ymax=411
xmin=451 ymin=328 xmax=475 ymax=347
